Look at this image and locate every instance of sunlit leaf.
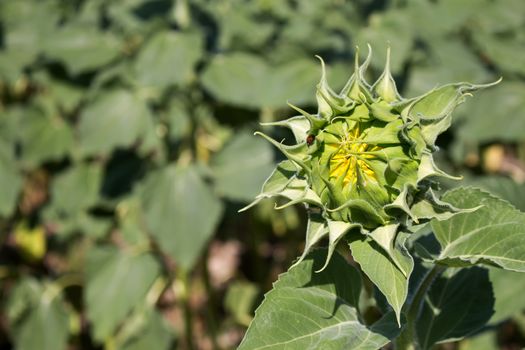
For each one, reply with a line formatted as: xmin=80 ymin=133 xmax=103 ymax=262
xmin=140 ymin=164 xmax=223 ymax=269
xmin=432 ymin=187 xmax=525 ymax=272
xmin=85 ymin=246 xmax=161 ymax=342
xmin=211 ymin=131 xmax=275 ymax=201
xmin=239 ymin=250 xmax=400 ymax=350
xmin=133 ymin=30 xmax=202 ymax=88
xmin=78 ymin=89 xmax=154 ymax=156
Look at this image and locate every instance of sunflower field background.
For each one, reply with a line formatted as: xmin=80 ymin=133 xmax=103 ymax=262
xmin=0 ymin=0 xmax=524 ymax=349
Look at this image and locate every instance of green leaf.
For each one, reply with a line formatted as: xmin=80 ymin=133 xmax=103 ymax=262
xmin=211 ymin=131 xmax=275 ymax=201
xmin=201 ymin=53 xmax=320 ymax=109
xmin=468 ymin=176 xmax=525 ymax=212
xmin=408 ymin=84 xmax=467 ymax=121
xmin=48 ymin=163 xmax=102 ymax=216
xmin=406 ymin=39 xmax=492 ymax=97
xmin=85 ymin=246 xmax=161 ymax=342
xmin=459 ymin=331 xmax=498 ymax=350
xmin=350 ymin=232 xmax=413 ymax=325
xmin=225 ymin=281 xmax=260 ymax=326
xmin=473 ymin=31 xmax=525 ymax=75
xmin=239 ymin=250 xmax=400 ymax=350
xmin=431 ymin=187 xmax=525 ymax=272
xmin=6 ymin=277 xmax=42 ymax=325
xmin=416 ymin=267 xmax=494 ymax=349
xmin=456 ymin=82 xmax=525 ymax=143
xmin=133 ymin=30 xmax=202 ymax=88
xmin=488 ymin=267 xmax=525 ymax=324
xmin=19 ymin=110 xmax=74 ymax=167
xmin=140 ymin=164 xmax=223 ymax=269
xmin=165 ymin=98 xmax=191 ymax=141
xmin=0 ymin=141 xmax=22 ymax=218
xmin=0 ymin=1 xmax=59 ymax=80
xmin=14 ymin=295 xmax=70 ymax=350
xmin=41 ymin=25 xmax=120 ymax=75
xmin=7 ymin=278 xmax=69 ymax=350
xmin=120 ymin=308 xmax=174 ymax=350
xmin=78 ymin=89 xmax=154 ymax=156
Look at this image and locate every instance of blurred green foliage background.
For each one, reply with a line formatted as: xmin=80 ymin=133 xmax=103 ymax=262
xmin=0 ymin=0 xmax=524 ymax=349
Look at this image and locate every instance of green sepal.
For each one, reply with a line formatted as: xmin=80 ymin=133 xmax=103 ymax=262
xmin=384 ymin=184 xmax=418 ymax=223
xmin=399 ymin=122 xmax=427 ymax=158
xmin=254 ymin=132 xmax=311 ymax=174
xmin=406 ymin=82 xmax=498 ymax=122
xmin=349 ymin=231 xmax=413 ymax=326
xmin=417 ymin=152 xmax=462 ymax=183
xmin=239 ymin=160 xmax=298 ymax=212
xmin=340 ymin=47 xmax=374 ymax=102
xmin=331 ymin=104 xmax=370 ymax=123
xmin=371 ymin=47 xmax=400 ymax=103
xmin=290 ymin=211 xmax=329 ymax=269
xmin=369 ymin=224 xmax=412 ymax=278
xmin=274 ymin=185 xmax=324 ymax=210
xmin=384 ymin=157 xmax=419 ymax=191
xmin=261 ymin=115 xmax=310 ymax=143
xmin=370 ymin=101 xmax=399 ymax=122
xmin=327 ymin=198 xmax=387 ymax=228
xmin=411 ymin=188 xmax=480 ymax=221
xmin=317 ymin=220 xmax=363 ymax=273
xmin=315 ymin=56 xmax=355 ymax=119
xmin=286 ymin=102 xmax=327 ymax=133
xmin=361 ymin=119 xmax=404 ymax=145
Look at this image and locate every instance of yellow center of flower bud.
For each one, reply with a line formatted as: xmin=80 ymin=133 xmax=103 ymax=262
xmin=328 ymin=125 xmax=380 ymax=187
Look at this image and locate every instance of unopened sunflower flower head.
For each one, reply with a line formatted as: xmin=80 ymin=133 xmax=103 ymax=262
xmin=241 ymin=46 xmax=499 ymax=270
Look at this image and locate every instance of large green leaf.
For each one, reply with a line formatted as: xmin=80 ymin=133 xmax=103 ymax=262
xmin=349 ymin=233 xmax=413 ymax=325
xmin=19 ymin=109 xmax=74 ymax=167
xmin=47 ymin=163 xmax=102 ymax=215
xmin=0 ymin=0 xmax=59 ymax=80
xmin=201 ymin=53 xmax=321 ymax=109
xmin=133 ymin=30 xmax=202 ymax=88
xmin=455 ymin=82 xmax=525 ymax=143
xmin=238 ymin=250 xmax=401 ymax=350
xmin=211 ymin=131 xmax=275 ymax=201
xmin=7 ymin=278 xmax=70 ymax=350
xmin=225 ymin=281 xmax=260 ymax=326
xmin=43 ymin=163 xmax=110 ymax=238
xmin=468 ymin=176 xmax=525 ymax=212
xmin=473 ymin=31 xmax=525 ymax=75
xmin=140 ymin=164 xmax=223 ymax=269
xmin=459 ymin=331 xmax=498 ymax=350
xmin=14 ymin=296 xmax=70 ymax=350
xmin=41 ymin=25 xmax=120 ymax=75
xmin=416 ymin=267 xmax=494 ymax=349
xmin=488 ymin=267 xmax=525 ymax=324
xmin=78 ymin=89 xmax=154 ymax=156
xmin=431 ymin=187 xmax=525 ymax=272
xmin=406 ymin=39 xmax=492 ymax=96
xmin=85 ymin=246 xmax=161 ymax=342
xmin=120 ymin=308 xmax=174 ymax=350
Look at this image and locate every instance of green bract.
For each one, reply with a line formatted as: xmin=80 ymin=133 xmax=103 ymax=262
xmin=242 ymin=47 xmax=499 ymax=270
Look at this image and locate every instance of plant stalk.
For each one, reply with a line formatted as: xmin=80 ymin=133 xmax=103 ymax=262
xmin=202 ymin=247 xmax=220 ymax=350
xmin=176 ymin=269 xmax=195 ymax=350
xmin=394 ymin=264 xmax=445 ymax=350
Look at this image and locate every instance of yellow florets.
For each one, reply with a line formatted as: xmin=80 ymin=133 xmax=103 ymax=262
xmin=328 ymin=125 xmax=380 ymax=187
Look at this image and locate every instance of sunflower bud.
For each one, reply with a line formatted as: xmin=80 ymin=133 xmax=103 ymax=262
xmin=242 ymin=46 xmax=500 ymax=269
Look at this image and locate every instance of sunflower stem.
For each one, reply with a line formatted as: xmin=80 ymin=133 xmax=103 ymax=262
xmin=394 ymin=264 xmax=445 ymax=350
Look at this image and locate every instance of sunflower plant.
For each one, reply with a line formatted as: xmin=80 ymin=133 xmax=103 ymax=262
xmin=238 ymin=47 xmax=525 ymax=350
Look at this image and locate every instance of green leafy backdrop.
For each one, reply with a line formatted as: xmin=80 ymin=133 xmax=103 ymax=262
xmin=0 ymin=0 xmax=524 ymax=349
